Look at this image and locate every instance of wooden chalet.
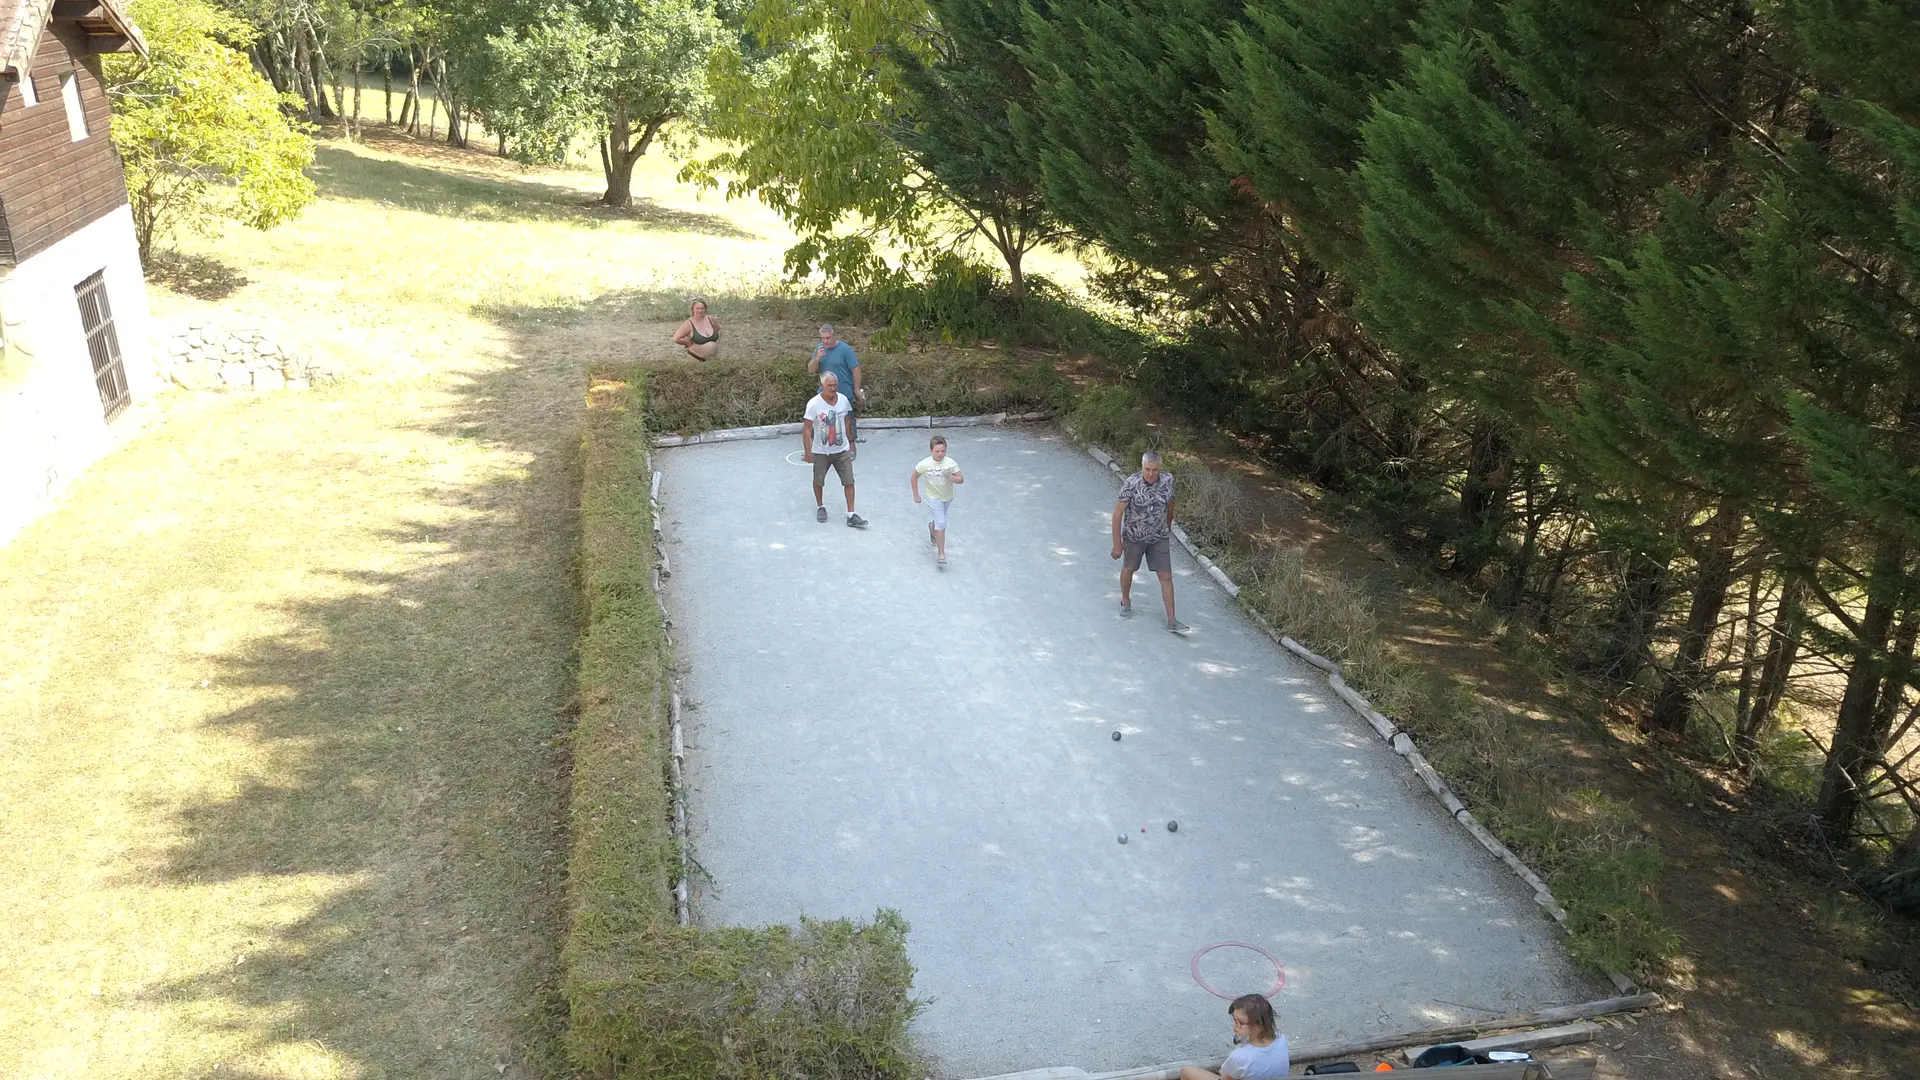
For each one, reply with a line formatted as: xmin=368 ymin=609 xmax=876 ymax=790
xmin=0 ymin=0 xmax=156 ymax=545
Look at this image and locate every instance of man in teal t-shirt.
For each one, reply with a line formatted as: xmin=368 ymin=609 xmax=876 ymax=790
xmin=808 ymin=324 xmax=864 ymax=441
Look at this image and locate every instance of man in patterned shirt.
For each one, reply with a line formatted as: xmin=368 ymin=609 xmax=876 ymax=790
xmin=1110 ymin=450 xmax=1189 ymax=633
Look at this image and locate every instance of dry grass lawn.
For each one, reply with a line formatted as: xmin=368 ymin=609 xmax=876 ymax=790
xmin=0 ymin=132 xmax=819 ymax=1079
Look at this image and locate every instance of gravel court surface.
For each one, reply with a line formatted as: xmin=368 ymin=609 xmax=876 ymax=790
xmin=660 ymin=426 xmax=1596 ymax=1077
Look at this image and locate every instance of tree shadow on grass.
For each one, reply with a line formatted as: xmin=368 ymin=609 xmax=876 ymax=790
xmin=136 ymin=344 xmax=589 ymax=1077
xmin=147 ymin=250 xmax=251 ymax=301
xmin=310 ymin=145 xmax=759 ymax=239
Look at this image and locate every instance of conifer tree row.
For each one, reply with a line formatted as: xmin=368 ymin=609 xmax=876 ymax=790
xmin=864 ymin=0 xmax=1920 ymax=874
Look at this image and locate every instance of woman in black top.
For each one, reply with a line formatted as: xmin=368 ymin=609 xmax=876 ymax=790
xmin=673 ymin=296 xmax=722 ymax=360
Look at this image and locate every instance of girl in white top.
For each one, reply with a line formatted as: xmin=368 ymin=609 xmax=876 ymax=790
xmin=910 ymin=434 xmax=965 ymax=566
xmin=1181 ymin=994 xmax=1289 ymax=1080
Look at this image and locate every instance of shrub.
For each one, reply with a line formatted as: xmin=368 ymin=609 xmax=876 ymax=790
xmin=634 ymin=352 xmax=1068 ymax=436
xmin=570 ymin=914 xmax=920 ymax=1079
xmin=1164 ymin=455 xmax=1251 ymax=551
xmin=569 ymin=375 xmax=920 ymax=1079
xmin=1069 ymin=383 xmax=1147 ymax=452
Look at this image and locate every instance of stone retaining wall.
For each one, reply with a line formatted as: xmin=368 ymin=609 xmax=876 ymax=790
xmin=155 ymin=321 xmax=340 ymax=392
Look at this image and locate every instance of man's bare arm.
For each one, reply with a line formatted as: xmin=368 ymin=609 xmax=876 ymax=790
xmin=802 ymin=420 xmax=814 ymax=460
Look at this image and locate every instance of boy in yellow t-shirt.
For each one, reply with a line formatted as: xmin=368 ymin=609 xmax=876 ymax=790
xmin=910 ymin=435 xmax=965 ymax=566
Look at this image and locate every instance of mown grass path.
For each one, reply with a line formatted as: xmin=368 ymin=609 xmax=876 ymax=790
xmin=0 ymin=134 xmax=799 ymax=1079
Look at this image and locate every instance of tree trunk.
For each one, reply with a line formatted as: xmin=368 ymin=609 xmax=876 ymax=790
xmin=384 ymin=50 xmax=393 ymax=125
xmin=442 ymin=62 xmax=465 ymax=148
xmin=1732 ymin=568 xmax=1764 ymax=747
xmin=402 ymin=49 xmax=421 ymax=132
xmin=1871 ymin=612 xmax=1918 ymax=747
xmin=254 ymin=35 xmax=288 ymax=94
xmin=1648 ymin=499 xmax=1745 ymax=732
xmin=601 ymin=105 xmax=666 ymax=207
xmin=305 ymin=28 xmax=337 ymax=121
xmin=1739 ymin=570 xmax=1807 ymax=757
xmin=292 ymin=32 xmax=316 ymax=117
xmin=1454 ymin=419 xmax=1514 ymax=577
xmin=1591 ymin=548 xmax=1672 ymax=686
xmin=499 ymin=131 xmax=508 ymax=157
xmin=1817 ymin=538 xmax=1908 ymax=838
xmin=349 ymin=2 xmax=364 ymax=137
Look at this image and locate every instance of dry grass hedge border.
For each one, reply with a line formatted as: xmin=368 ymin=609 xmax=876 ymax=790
xmin=636 ymin=350 xmax=1071 ymax=435
xmin=569 ymin=374 xmax=920 ymax=1079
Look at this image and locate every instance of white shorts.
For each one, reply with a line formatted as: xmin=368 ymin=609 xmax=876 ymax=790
xmin=926 ymin=498 xmax=952 ymax=530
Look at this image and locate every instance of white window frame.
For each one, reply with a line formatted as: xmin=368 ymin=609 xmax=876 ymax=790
xmin=15 ymin=72 xmax=37 ymax=108
xmin=60 ymin=72 xmax=86 ymax=141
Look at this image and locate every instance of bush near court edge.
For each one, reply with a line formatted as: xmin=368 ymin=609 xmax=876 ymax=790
xmin=634 ymin=349 xmax=1069 ymax=436
xmin=569 ymin=374 xmax=920 ymax=1078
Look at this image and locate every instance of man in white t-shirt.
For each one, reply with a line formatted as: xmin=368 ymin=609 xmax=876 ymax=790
xmin=803 ymin=372 xmax=867 ymax=528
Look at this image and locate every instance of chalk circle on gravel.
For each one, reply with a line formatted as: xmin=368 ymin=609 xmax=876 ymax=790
xmin=1190 ymin=941 xmax=1286 ymax=1000
xmin=785 ymin=451 xmax=808 ymax=466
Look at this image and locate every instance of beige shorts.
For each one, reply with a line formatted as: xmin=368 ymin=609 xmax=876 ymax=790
xmin=812 ymin=451 xmax=854 ymax=487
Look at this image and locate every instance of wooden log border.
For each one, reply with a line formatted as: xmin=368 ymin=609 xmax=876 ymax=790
xmin=651 ymin=409 xmax=1053 ymax=447
xmin=966 ymin=994 xmax=1660 ymax=1080
xmin=652 ymin=467 xmax=694 ymax=927
xmin=1079 ymin=443 xmax=1637 ymax=1000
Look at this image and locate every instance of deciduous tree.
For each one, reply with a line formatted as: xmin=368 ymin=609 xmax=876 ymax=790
xmin=107 ymin=0 xmax=317 ymax=262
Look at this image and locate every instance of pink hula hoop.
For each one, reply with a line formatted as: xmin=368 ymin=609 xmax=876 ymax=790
xmin=1189 ymin=941 xmax=1286 ymax=1000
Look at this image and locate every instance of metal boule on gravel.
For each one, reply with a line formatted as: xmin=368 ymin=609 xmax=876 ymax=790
xmin=1118 ymin=834 xmax=1128 ymax=844
xmin=1112 ymin=730 xmax=1122 ymax=741
xmin=1168 ymin=820 xmax=1179 ymax=832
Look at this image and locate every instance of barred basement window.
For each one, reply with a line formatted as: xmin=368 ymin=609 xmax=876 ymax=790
xmin=75 ymin=271 xmax=129 ymax=420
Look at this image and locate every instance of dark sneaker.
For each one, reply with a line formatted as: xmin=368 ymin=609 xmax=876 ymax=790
xmin=847 ymin=513 xmax=869 ymax=529
xmin=1166 ymin=619 xmax=1192 ymax=635
xmin=816 ymin=506 xmax=828 ymax=523
xmin=1119 ymin=604 xmax=1134 ymax=620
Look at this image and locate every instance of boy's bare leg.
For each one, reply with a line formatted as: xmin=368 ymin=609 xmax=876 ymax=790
xmin=935 ymin=528 xmax=947 ymax=559
xmin=843 ymin=485 xmax=857 ymax=512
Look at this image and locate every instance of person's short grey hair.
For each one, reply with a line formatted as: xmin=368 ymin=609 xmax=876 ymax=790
xmin=820 ymin=371 xmax=840 ymax=385
xmin=819 ymin=323 xmax=837 ymax=336
xmin=1141 ymin=450 xmax=1162 ymax=466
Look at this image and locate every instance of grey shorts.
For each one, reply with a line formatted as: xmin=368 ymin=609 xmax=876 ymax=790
xmin=812 ymin=450 xmax=854 ymax=487
xmin=1123 ymin=537 xmax=1171 ymax=573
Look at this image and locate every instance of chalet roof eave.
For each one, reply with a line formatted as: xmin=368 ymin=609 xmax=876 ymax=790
xmin=1 ymin=0 xmax=148 ymax=85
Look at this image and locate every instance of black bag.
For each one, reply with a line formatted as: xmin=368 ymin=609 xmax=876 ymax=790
xmin=1411 ymin=1045 xmax=1476 ymax=1067
xmin=1304 ymin=1064 xmax=1361 ymax=1075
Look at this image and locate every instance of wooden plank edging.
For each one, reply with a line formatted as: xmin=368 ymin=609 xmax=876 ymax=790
xmin=653 ymin=410 xmax=1050 ymax=447
xmin=963 ymin=995 xmax=1661 ymax=1080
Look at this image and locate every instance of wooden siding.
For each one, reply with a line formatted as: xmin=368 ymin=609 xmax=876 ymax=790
xmin=0 ymin=19 xmax=128 ymax=264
